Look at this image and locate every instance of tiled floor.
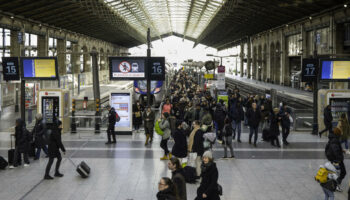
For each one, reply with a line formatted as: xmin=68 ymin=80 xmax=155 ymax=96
xmin=0 ymin=129 xmax=349 ymax=200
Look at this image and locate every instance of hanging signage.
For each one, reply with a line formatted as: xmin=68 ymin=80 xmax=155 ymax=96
xmin=149 ymin=57 xmax=165 ymax=80
xmin=21 ymin=57 xmax=58 ymax=80
xmin=204 ymin=74 xmax=214 ymax=79
xmin=109 ymin=57 xmax=146 ymax=80
xmin=301 ymin=58 xmax=318 ymax=82
xmin=2 ymin=57 xmax=20 ymax=81
xmin=217 ymin=65 xmax=225 ymax=73
xmin=217 ymin=65 xmax=225 ymax=90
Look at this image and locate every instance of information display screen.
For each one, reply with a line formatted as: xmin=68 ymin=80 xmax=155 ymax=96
xmin=149 ymin=57 xmax=165 ymax=80
xmin=21 ymin=57 xmax=58 ymax=80
xmin=302 ymin=58 xmax=318 ymax=82
xmin=109 ymin=57 xmax=146 ymax=80
xmin=110 ymin=93 xmax=132 ymax=129
xmin=2 ymin=57 xmax=20 ymax=81
xmin=320 ymin=59 xmax=350 ymax=81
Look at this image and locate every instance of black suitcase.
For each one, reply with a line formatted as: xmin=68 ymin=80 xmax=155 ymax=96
xmin=183 ymin=166 xmax=198 ymax=184
xmin=8 ymin=134 xmax=15 ymax=165
xmin=76 ymin=161 xmax=90 ymax=178
xmin=0 ymin=156 xmax=8 ymax=169
xmin=262 ymin=128 xmax=270 ymax=141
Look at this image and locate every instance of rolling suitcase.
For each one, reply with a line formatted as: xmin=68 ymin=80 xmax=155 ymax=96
xmin=76 ymin=161 xmax=90 ymax=178
xmin=262 ymin=128 xmax=270 ymax=141
xmin=8 ymin=134 xmax=15 ymax=165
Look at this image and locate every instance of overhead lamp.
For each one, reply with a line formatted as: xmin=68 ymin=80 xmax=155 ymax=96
xmin=286 ymin=24 xmax=289 ymax=27
xmin=309 ymin=16 xmax=312 ymax=20
xmin=345 ymin=4 xmax=348 ymax=8
xmin=101 ymin=60 xmax=106 ymax=65
xmin=10 ymin=16 xmax=14 ymax=19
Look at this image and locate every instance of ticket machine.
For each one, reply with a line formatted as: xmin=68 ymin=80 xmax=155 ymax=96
xmin=318 ymin=89 xmax=350 ymax=132
xmin=37 ymin=89 xmax=70 ymax=132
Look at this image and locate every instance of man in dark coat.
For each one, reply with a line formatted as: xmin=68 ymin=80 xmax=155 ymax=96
xmin=327 ymin=127 xmax=346 ymax=191
xmin=269 ymin=108 xmax=281 ymax=147
xmin=195 ymin=151 xmax=220 ymax=200
xmin=143 ymin=106 xmax=155 ymax=145
xmin=279 ymin=103 xmax=292 ymax=145
xmin=319 ymin=105 xmax=333 ymax=138
xmin=168 ymin=157 xmax=187 ymax=200
xmin=171 ymin=120 xmax=187 ymax=158
xmin=10 ymin=119 xmax=30 ymax=168
xmin=44 ymin=120 xmax=66 ymax=180
xmin=106 ymin=106 xmax=117 ymax=144
xmin=230 ymin=99 xmax=244 ymax=143
xmin=32 ymin=113 xmax=48 ymax=160
xmin=246 ymin=103 xmax=261 ymax=147
xmin=214 ymin=102 xmax=226 ymax=140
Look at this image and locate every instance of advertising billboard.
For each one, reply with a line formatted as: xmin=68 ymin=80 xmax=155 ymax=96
xmin=21 ymin=57 xmax=58 ymax=80
xmin=109 ymin=57 xmax=146 ymax=80
xmin=110 ymin=92 xmax=133 ymax=132
xmin=320 ymin=59 xmax=350 ymax=81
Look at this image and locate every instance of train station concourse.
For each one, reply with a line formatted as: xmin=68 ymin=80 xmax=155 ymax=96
xmin=1 ymin=0 xmax=350 ymax=200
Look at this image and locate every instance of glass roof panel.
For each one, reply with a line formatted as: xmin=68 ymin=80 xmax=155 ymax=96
xmin=103 ymin=0 xmax=225 ymax=40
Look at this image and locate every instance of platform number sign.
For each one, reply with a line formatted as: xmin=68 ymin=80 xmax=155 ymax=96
xmin=148 ymin=57 xmax=165 ymax=80
xmin=302 ymin=58 xmax=318 ymax=82
xmin=2 ymin=57 xmax=20 ymax=81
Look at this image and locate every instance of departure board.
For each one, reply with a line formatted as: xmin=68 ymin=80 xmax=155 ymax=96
xmin=21 ymin=57 xmax=58 ymax=80
xmin=321 ymin=59 xmax=350 ymax=81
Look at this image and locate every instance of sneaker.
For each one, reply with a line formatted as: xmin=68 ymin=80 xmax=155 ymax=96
xmin=336 ymin=186 xmax=343 ymax=192
xmin=105 ymin=142 xmax=112 ymax=145
xmin=9 ymin=165 xmax=15 ymax=169
xmin=112 ymin=141 xmax=117 ymax=144
xmin=24 ymin=164 xmax=30 ymax=167
xmin=44 ymin=175 xmax=54 ymax=180
xmin=160 ymin=155 xmax=168 ymax=160
xmin=54 ymin=172 xmax=64 ymax=177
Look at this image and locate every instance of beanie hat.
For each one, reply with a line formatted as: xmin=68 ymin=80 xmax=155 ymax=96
xmin=163 ymin=112 xmax=169 ymax=119
xmin=203 ymin=151 xmax=213 ymax=160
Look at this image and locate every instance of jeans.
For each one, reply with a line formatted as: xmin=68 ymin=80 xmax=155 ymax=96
xmin=107 ymin=125 xmax=116 ymax=142
xmin=160 ymin=138 xmax=169 ymax=156
xmin=281 ymin=126 xmax=290 ymax=143
xmin=249 ymin=126 xmax=259 ymax=144
xmin=45 ymin=154 xmax=62 ymax=176
xmin=223 ymin=136 xmax=234 ymax=157
xmin=35 ymin=145 xmax=48 ymax=159
xmin=341 ymin=139 xmax=349 ymax=150
xmin=322 ymin=187 xmax=334 ymax=200
xmin=232 ymin=120 xmax=241 ymax=140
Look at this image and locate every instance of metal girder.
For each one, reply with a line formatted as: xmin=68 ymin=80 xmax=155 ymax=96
xmin=189 ymin=0 xmax=211 ymax=36
xmin=29 ymin=4 xmax=78 ymax=19
xmin=165 ymin=0 xmax=173 ymax=33
xmin=182 ymin=0 xmax=195 ymax=39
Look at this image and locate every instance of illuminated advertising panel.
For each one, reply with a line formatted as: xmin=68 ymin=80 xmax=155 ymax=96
xmin=110 ymin=92 xmax=133 ymax=132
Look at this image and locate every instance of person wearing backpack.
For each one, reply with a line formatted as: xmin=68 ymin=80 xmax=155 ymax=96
xmin=44 ymin=119 xmax=66 ymax=180
xmin=326 ymin=127 xmax=347 ymax=192
xmin=32 ymin=113 xmax=48 ymax=160
xmin=9 ymin=119 xmax=31 ymax=169
xmin=315 ymin=162 xmax=338 ymax=200
xmin=222 ymin=118 xmax=234 ymax=158
xmin=159 ymin=112 xmax=171 ymax=160
xmin=106 ymin=106 xmax=117 ymax=144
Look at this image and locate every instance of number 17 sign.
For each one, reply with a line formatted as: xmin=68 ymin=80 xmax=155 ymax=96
xmin=148 ymin=57 xmax=165 ymax=81
xmin=2 ymin=57 xmax=20 ymax=81
xmin=302 ymin=58 xmax=318 ymax=82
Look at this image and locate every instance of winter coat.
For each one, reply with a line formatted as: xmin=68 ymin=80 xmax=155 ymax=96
xmin=172 ymin=128 xmax=188 ymax=158
xmin=32 ymin=119 xmax=47 ymax=148
xmin=269 ymin=113 xmax=280 ymax=137
xmin=223 ymin=123 xmax=232 ymax=137
xmin=246 ymin=108 xmax=261 ymax=128
xmin=184 ymin=107 xmax=195 ymax=123
xmin=260 ymin=109 xmax=270 ymax=123
xmin=201 ymin=112 xmax=212 ymax=126
xmin=156 ymin=188 xmax=177 ymax=200
xmin=192 ymin=129 xmax=205 ymax=156
xmin=279 ymin=107 xmax=292 ymax=128
xmin=172 ymin=169 xmax=187 ymax=200
xmin=159 ymin=118 xmax=171 ymax=140
xmin=108 ymin=108 xmax=117 ymax=127
xmin=338 ymin=119 xmax=350 ymax=140
xmin=196 ymin=162 xmax=220 ymax=200
xmin=143 ymin=110 xmax=155 ymax=130
xmin=328 ymin=134 xmax=344 ymax=163
xmin=132 ymin=104 xmax=143 ymax=126
xmin=230 ymin=103 xmax=244 ymax=122
xmin=15 ymin=119 xmax=30 ymax=153
xmin=324 ymin=107 xmax=333 ymax=128
xmin=214 ymin=105 xmax=226 ymax=131
xmin=48 ymin=126 xmax=66 ymax=158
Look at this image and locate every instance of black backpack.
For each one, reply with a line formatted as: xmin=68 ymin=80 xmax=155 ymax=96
xmin=325 ymin=142 xmax=336 ymax=161
xmin=183 ymin=166 xmax=198 ymax=184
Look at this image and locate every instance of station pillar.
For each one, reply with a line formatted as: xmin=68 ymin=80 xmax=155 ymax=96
xmin=91 ymin=51 xmax=101 ymax=134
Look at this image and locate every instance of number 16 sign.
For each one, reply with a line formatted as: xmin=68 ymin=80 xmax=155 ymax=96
xmin=148 ymin=57 xmax=165 ymax=81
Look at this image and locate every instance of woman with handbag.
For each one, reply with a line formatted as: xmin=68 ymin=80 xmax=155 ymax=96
xmin=132 ymin=101 xmax=143 ymax=133
xmin=195 ymin=151 xmax=220 ymax=200
xmin=159 ymin=112 xmax=171 ymax=160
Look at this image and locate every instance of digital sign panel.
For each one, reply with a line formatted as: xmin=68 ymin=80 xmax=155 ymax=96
xmin=110 ymin=92 xmax=132 ymax=132
xmin=109 ymin=57 xmax=146 ymax=80
xmin=301 ymin=58 xmax=318 ymax=82
xmin=149 ymin=57 xmax=165 ymax=80
xmin=320 ymin=59 xmax=350 ymax=81
xmin=2 ymin=57 xmax=20 ymax=81
xmin=21 ymin=57 xmax=58 ymax=80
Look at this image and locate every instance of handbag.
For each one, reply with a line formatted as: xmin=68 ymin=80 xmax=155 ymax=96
xmin=135 ymin=111 xmax=141 ymax=118
xmin=217 ymin=184 xmax=223 ymax=196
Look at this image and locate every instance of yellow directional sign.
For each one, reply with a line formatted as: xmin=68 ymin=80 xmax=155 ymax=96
xmin=204 ymin=74 xmax=214 ymax=79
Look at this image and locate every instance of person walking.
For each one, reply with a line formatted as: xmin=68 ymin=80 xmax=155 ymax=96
xmin=132 ymin=101 xmax=143 ymax=133
xmin=157 ymin=177 xmax=178 ymax=200
xmin=279 ymin=103 xmax=292 ymax=145
xmin=106 ymin=106 xmax=117 ymax=144
xmin=270 ymin=108 xmax=281 ymax=148
xmin=188 ymin=120 xmax=205 ymax=176
xmin=246 ymin=103 xmax=261 ymax=147
xmin=231 ymin=99 xmax=244 ymax=143
xmin=32 ymin=113 xmax=48 ymax=160
xmin=326 ymin=127 xmax=347 ymax=191
xmin=337 ymin=113 xmax=350 ymax=154
xmin=222 ymin=118 xmax=234 ymax=158
xmin=319 ymin=105 xmax=333 ymax=138
xmin=159 ymin=112 xmax=171 ymax=160
xmin=9 ymin=119 xmax=30 ymax=168
xmin=214 ymin=102 xmax=226 ymax=141
xmin=143 ymin=106 xmax=155 ymax=145
xmin=195 ymin=151 xmax=220 ymax=200
xmin=171 ymin=120 xmax=188 ymax=160
xmin=168 ymin=157 xmax=187 ymax=200
xmin=44 ymin=120 xmax=66 ymax=180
